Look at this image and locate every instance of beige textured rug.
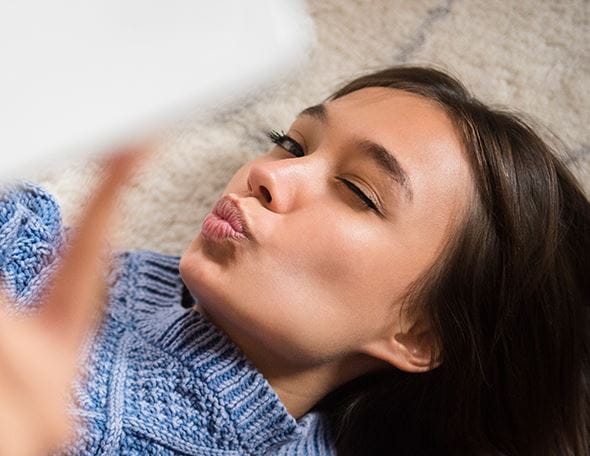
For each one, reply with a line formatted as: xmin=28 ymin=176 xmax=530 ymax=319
xmin=23 ymin=0 xmax=590 ymax=255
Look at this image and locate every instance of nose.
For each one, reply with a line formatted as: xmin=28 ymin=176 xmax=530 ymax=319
xmin=248 ymin=166 xmax=273 ymax=204
xmin=246 ymin=159 xmax=314 ymax=213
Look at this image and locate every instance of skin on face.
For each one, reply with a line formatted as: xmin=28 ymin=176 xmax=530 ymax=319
xmin=179 ymin=87 xmax=474 ymax=418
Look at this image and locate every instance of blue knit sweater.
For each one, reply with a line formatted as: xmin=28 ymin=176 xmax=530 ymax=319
xmin=0 ymin=181 xmax=337 ymax=455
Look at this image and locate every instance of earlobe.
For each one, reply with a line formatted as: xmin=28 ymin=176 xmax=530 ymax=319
xmin=394 ymin=330 xmax=439 ymax=371
xmin=360 ymin=320 xmax=440 ymax=373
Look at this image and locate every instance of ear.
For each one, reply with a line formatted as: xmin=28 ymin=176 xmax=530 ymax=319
xmin=360 ymin=317 xmax=441 ymax=373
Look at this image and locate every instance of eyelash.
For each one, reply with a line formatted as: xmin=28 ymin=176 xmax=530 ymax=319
xmin=265 ymin=129 xmax=379 ymax=212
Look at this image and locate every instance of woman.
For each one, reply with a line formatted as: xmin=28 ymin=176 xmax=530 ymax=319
xmin=0 ymin=65 xmax=588 ymax=455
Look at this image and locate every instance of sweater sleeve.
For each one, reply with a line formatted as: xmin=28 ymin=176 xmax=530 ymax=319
xmin=0 ymin=180 xmax=67 ymax=313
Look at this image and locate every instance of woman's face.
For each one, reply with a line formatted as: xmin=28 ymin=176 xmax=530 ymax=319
xmin=180 ymin=87 xmax=473 ymax=371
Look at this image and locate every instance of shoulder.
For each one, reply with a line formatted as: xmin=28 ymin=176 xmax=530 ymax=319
xmin=0 ymin=181 xmax=66 ymax=309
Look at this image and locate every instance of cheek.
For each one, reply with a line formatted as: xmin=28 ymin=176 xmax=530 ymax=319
xmin=295 ymin=215 xmax=431 ymax=346
xmin=261 ymin=215 xmax=406 ymax=349
xmin=306 ymin=223 xmax=385 ymax=292
xmin=299 ymin=216 xmax=406 ymax=306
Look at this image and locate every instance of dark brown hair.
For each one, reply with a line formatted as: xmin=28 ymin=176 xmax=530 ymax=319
xmin=310 ymin=65 xmax=590 ymax=455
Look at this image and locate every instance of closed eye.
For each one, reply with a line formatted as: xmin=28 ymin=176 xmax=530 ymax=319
xmin=265 ymin=129 xmax=379 ymax=212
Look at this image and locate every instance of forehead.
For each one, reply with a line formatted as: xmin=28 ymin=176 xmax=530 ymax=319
xmin=325 ymin=87 xmax=473 ymax=234
xmin=326 ymin=87 xmax=456 ymax=139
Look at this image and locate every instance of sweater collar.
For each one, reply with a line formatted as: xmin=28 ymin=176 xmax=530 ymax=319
xmin=119 ymin=250 xmax=335 ymax=455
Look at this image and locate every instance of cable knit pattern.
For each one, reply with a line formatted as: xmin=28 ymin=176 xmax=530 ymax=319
xmin=0 ymin=182 xmax=337 ymax=455
xmin=0 ymin=181 xmax=66 ymax=311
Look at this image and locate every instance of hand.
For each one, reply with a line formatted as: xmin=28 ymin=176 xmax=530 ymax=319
xmin=0 ymin=144 xmax=150 ymax=456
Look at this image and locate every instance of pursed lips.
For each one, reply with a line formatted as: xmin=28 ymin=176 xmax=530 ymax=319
xmin=212 ymin=195 xmax=253 ymax=240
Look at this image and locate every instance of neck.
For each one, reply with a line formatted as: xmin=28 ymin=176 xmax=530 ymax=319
xmin=195 ymin=302 xmax=386 ymax=419
xmin=262 ymin=353 xmax=385 ymax=419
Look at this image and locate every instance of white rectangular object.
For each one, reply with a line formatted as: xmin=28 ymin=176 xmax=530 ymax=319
xmin=0 ymin=0 xmax=315 ymax=179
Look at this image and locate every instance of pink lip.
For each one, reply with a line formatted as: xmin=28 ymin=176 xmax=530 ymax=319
xmin=201 ymin=195 xmax=252 ymax=242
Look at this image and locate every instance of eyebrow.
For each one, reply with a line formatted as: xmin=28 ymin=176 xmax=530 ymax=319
xmin=297 ymin=103 xmax=414 ymax=202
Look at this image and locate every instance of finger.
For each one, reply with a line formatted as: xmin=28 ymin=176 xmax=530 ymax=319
xmin=0 ymin=364 xmax=73 ymax=456
xmin=0 ymin=362 xmax=72 ymax=456
xmin=0 ymin=385 xmax=42 ymax=456
xmin=0 ymin=295 xmax=75 ymax=450
xmin=0 ymin=303 xmax=63 ymax=456
xmin=40 ymin=144 xmax=151 ymax=349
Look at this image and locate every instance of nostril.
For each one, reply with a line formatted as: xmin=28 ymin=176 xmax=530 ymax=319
xmin=259 ymin=186 xmax=272 ymax=203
